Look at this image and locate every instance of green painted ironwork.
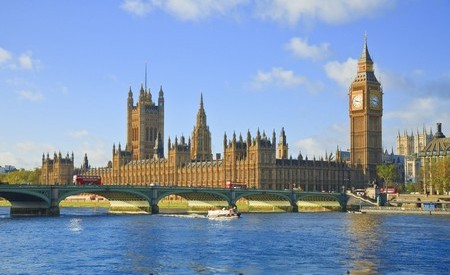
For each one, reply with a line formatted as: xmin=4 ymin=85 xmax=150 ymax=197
xmin=0 ymin=184 xmax=348 ymax=216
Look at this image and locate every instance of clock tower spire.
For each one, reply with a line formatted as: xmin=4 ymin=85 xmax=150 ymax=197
xmin=349 ymin=34 xmax=383 ymax=181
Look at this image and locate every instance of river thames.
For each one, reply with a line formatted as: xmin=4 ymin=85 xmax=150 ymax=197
xmin=0 ymin=207 xmax=449 ymax=274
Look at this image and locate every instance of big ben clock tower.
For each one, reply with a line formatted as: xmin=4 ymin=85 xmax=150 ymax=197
xmin=349 ymin=35 xmax=383 ymax=181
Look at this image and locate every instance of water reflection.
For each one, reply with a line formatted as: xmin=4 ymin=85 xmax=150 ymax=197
xmin=68 ymin=218 xmax=83 ymax=233
xmin=0 ymin=210 xmax=447 ymax=273
xmin=345 ymin=214 xmax=383 ymax=274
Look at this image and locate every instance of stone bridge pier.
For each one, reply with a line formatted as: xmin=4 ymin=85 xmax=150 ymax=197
xmin=8 ymin=186 xmax=60 ymax=217
xmin=150 ymin=188 xmax=159 ymax=214
xmin=10 ymin=203 xmax=60 ymax=217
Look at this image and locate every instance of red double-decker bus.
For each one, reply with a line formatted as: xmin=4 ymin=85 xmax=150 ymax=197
xmin=225 ymin=181 xmax=247 ymax=189
xmin=73 ymin=175 xmax=102 ymax=185
xmin=380 ymin=186 xmax=398 ymax=194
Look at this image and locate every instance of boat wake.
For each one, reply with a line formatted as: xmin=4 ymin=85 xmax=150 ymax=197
xmin=159 ymin=213 xmax=207 ymax=219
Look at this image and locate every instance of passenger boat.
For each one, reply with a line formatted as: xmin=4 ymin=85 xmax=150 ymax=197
xmin=207 ymin=208 xmax=241 ymax=219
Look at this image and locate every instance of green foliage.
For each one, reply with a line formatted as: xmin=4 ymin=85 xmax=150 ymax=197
xmin=428 ymin=156 xmax=450 ymax=194
xmin=0 ymin=168 xmax=41 ymax=184
xmin=376 ymin=164 xmax=398 ymax=186
xmin=405 ymin=182 xmax=422 ymax=193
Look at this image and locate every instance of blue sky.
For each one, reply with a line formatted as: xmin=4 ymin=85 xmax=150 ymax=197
xmin=1 ymin=0 xmax=449 ymax=170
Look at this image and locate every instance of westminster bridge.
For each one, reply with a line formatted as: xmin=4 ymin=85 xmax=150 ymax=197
xmin=0 ymin=184 xmax=349 ymax=217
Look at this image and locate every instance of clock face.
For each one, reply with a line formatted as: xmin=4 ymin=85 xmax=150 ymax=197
xmin=370 ymin=95 xmax=380 ymax=108
xmin=352 ymin=94 xmax=363 ymax=109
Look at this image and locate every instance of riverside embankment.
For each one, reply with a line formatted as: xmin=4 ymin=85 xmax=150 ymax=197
xmin=357 ymin=193 xmax=450 ymax=215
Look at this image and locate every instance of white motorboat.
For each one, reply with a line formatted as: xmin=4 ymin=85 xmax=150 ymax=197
xmin=207 ymin=208 xmax=241 ymax=219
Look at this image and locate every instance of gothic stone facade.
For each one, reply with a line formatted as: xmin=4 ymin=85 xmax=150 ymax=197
xmin=396 ymin=127 xmax=433 ymax=183
xmin=84 ymin=88 xmax=364 ymax=191
xmin=40 ymin=152 xmax=74 ymax=185
xmin=87 ymin=127 xmax=362 ymax=191
xmin=44 ymin=38 xmax=384 ymax=190
xmin=126 ymin=85 xmax=164 ymax=160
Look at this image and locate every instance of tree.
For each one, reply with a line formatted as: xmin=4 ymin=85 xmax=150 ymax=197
xmin=405 ymin=180 xmax=422 ymax=193
xmin=441 ymin=156 xmax=450 ymax=194
xmin=376 ymin=164 xmax=398 ymax=187
xmin=429 ymin=156 xmax=450 ymax=195
xmin=0 ymin=168 xmax=41 ymax=184
xmin=26 ymin=168 xmax=41 ymax=184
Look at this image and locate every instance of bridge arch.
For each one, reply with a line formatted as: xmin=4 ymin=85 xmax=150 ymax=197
xmin=56 ymin=187 xmax=152 ymax=205
xmin=296 ymin=192 xmax=346 ymax=211
xmin=156 ymin=188 xmax=233 ymax=211
xmin=57 ymin=186 xmax=154 ymax=213
xmin=234 ymin=191 xmax=292 ymax=202
xmin=157 ymin=188 xmax=230 ymax=202
xmin=0 ymin=188 xmax=54 ymax=216
xmin=0 ymin=189 xmax=51 ymax=205
xmin=234 ymin=190 xmax=295 ymax=212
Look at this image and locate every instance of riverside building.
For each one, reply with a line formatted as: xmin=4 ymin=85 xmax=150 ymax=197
xmin=419 ymin=123 xmax=450 ymax=194
xmin=396 ymin=127 xmax=434 ymax=184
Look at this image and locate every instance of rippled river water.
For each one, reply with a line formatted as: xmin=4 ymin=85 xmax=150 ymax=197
xmin=0 ymin=207 xmax=449 ymax=274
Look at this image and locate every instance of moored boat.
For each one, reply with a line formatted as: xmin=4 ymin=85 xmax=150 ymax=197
xmin=207 ymin=207 xmax=241 ymax=219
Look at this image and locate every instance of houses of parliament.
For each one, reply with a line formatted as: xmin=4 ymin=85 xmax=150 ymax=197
xmin=41 ymin=38 xmax=384 ymax=191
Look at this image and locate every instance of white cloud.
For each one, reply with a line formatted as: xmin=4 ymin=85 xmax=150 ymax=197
xmin=16 ymin=141 xmax=40 ymax=153
xmin=76 ymin=140 xmax=111 ymax=168
xmin=18 ymin=51 xmax=36 ymax=70
xmin=0 ymin=48 xmax=41 ymax=71
xmin=286 ymin=37 xmax=330 ymax=61
xmin=0 ymin=47 xmax=12 ymax=64
xmin=375 ymin=67 xmax=422 ymax=96
xmin=295 ymin=138 xmax=324 ymax=159
xmin=6 ymin=77 xmax=27 ymax=86
xmin=165 ymin=0 xmax=209 ymax=20
xmin=69 ymin=130 xmax=89 ymax=139
xmin=385 ymin=97 xmax=448 ymax=125
xmin=1 ymin=138 xmax=111 ymax=170
xmin=120 ymin=0 xmax=393 ymax=24
xmin=164 ymin=0 xmax=245 ymax=21
xmin=0 ymin=141 xmax=58 ymax=169
xmin=0 ymin=152 xmax=17 ymax=167
xmin=255 ymin=0 xmax=393 ymax=26
xmin=294 ymin=123 xmax=349 ymax=160
xmin=121 ymin=0 xmax=153 ymax=16
xmin=16 ymin=141 xmax=56 ymax=154
xmin=378 ymin=68 xmax=450 ymax=100
xmin=254 ymin=67 xmax=306 ymax=87
xmin=251 ymin=67 xmax=322 ymax=92
xmin=121 ymin=0 xmax=246 ymax=21
xmin=324 ymin=58 xmax=357 ymax=88
xmin=383 ymin=95 xmax=450 ymax=151
xmin=18 ymin=90 xmax=44 ymax=102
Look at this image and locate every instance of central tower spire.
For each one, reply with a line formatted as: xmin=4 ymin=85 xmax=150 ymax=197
xmin=145 ymin=63 xmax=147 ymax=91
xmin=191 ymin=93 xmax=212 ymax=161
